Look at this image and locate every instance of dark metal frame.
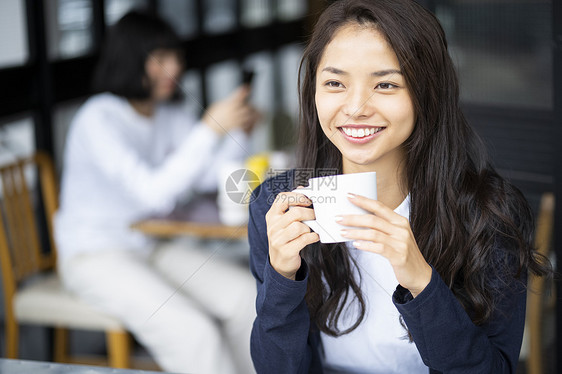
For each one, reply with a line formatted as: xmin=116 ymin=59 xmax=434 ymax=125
xmin=554 ymin=0 xmax=562 ymax=371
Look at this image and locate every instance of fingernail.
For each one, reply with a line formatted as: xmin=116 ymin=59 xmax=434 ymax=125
xmin=353 ymin=241 xmax=361 ymax=248
xmin=340 ymin=229 xmax=347 ymax=236
xmin=347 ymin=193 xmax=356 ymax=199
xmin=335 ymin=216 xmax=343 ymax=222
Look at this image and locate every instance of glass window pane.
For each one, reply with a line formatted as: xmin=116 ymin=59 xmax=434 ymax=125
xmin=277 ymin=0 xmax=307 ymax=22
xmin=0 ymin=117 xmax=36 ymax=197
xmin=0 ymin=117 xmax=35 ymax=164
xmin=244 ymin=52 xmax=274 ymax=114
xmin=276 ymin=44 xmax=303 ymax=123
xmin=158 ymin=0 xmax=198 ymax=38
xmin=0 ymin=0 xmax=29 ymax=67
xmin=244 ymin=52 xmax=274 ymax=153
xmin=205 ymin=60 xmax=241 ymax=104
xmin=180 ymin=70 xmax=204 ymax=116
xmin=203 ymin=0 xmax=236 ymax=35
xmin=269 ymin=44 xmax=303 ymax=152
xmin=241 ymin=0 xmax=273 ymax=28
xmin=105 ymin=0 xmax=149 ymax=26
xmin=45 ymin=0 xmax=94 ymax=60
xmin=435 ymin=1 xmax=552 ymax=109
xmin=54 ymin=100 xmax=84 ymax=169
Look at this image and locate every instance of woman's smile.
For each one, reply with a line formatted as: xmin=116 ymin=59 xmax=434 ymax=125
xmin=337 ymin=125 xmax=386 ymax=144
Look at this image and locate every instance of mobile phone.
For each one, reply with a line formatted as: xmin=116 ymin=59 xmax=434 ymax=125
xmin=242 ymin=69 xmax=255 ymax=86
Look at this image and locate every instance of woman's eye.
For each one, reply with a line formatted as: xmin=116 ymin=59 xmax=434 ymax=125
xmin=377 ymin=82 xmax=397 ymax=90
xmin=326 ymin=81 xmax=343 ymax=88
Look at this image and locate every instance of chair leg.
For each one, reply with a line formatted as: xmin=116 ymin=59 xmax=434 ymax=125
xmin=5 ymin=316 xmax=19 ymax=358
xmin=53 ymin=327 xmax=69 ymax=363
xmin=106 ymin=330 xmax=131 ymax=369
xmin=527 ymin=277 xmax=545 ymax=374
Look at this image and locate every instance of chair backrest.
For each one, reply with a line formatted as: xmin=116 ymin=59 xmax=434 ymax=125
xmin=534 ymin=192 xmax=554 ymax=258
xmin=525 ymin=192 xmax=555 ymax=374
xmin=0 ymin=152 xmax=59 ymax=302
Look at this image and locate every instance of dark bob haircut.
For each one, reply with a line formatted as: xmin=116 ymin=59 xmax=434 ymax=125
xmin=92 ymin=10 xmax=184 ymax=100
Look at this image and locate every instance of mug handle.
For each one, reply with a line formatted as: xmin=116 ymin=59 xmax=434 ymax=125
xmin=291 ymin=188 xmax=324 ymax=236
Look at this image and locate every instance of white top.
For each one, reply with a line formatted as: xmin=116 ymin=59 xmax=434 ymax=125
xmin=55 ymin=93 xmax=248 ymax=261
xmin=321 ymin=195 xmax=428 ymax=374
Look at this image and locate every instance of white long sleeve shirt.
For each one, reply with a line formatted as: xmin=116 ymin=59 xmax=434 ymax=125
xmin=321 ymin=195 xmax=427 ymax=373
xmin=55 ymin=93 xmax=249 ymax=261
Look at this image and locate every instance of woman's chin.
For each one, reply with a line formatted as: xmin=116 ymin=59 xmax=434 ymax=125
xmin=342 ymin=155 xmax=377 ymax=171
xmin=153 ymin=90 xmax=175 ymax=102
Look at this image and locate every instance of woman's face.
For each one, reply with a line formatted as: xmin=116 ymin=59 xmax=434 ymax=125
xmin=315 ymin=23 xmax=415 ymax=175
xmin=145 ymin=48 xmax=184 ymax=102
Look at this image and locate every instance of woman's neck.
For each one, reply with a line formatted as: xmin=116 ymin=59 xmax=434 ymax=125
xmin=128 ymin=99 xmax=155 ymax=117
xmin=375 ymin=172 xmax=408 ymax=210
xmin=342 ymin=158 xmax=408 ymax=210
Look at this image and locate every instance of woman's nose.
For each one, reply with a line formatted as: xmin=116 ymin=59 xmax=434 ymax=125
xmin=163 ymin=56 xmax=182 ymax=78
xmin=342 ymin=87 xmax=374 ymax=119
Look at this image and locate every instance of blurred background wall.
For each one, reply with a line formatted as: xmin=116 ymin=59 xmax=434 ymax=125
xmin=0 ymin=0 xmax=560 ymax=372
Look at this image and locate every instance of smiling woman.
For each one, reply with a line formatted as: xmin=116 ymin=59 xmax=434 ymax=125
xmin=247 ymin=0 xmax=551 ymax=373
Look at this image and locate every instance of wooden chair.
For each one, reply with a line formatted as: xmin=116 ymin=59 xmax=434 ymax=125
xmin=0 ymin=152 xmax=131 ymax=367
xmin=525 ymin=192 xmax=555 ymax=374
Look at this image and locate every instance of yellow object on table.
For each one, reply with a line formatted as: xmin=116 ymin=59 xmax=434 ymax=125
xmin=245 ymin=153 xmax=270 ymax=190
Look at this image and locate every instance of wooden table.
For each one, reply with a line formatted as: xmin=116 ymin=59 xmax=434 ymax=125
xmin=131 ymin=219 xmax=247 ymax=240
xmin=131 ymin=193 xmax=248 ymax=240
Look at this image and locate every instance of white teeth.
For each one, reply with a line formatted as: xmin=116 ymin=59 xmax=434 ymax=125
xmin=341 ymin=127 xmax=383 ymax=138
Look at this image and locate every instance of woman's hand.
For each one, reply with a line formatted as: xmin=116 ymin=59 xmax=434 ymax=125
xmin=202 ymin=85 xmax=260 ymax=135
xmin=266 ymin=191 xmax=320 ymax=280
xmin=339 ymin=194 xmax=432 ymax=297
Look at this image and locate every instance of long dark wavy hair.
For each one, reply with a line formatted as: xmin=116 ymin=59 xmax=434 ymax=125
xmin=297 ymin=0 xmax=551 ymax=337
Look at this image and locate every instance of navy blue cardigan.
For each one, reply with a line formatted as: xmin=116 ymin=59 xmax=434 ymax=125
xmin=249 ymin=171 xmax=526 ymax=374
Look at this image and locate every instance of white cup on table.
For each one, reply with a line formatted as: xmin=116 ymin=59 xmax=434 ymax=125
xmin=217 ymin=160 xmax=254 ymax=226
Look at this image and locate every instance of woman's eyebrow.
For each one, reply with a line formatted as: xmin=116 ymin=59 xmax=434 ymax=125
xmin=372 ymin=69 xmax=402 ymax=77
xmin=321 ymin=66 xmax=402 ymax=77
xmin=321 ymin=66 xmax=348 ymax=75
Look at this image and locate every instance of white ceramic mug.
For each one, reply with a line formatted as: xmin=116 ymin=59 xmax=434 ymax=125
xmin=292 ymin=172 xmax=377 ymax=243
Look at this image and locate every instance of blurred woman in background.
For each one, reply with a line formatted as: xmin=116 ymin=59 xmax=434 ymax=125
xmin=55 ymin=11 xmax=258 ymax=374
